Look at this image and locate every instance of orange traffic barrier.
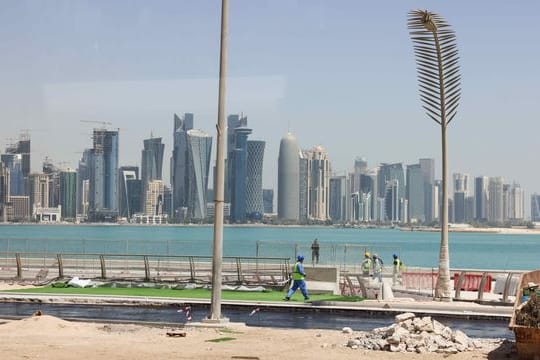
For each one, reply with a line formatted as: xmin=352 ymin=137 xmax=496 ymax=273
xmin=453 ymin=273 xmax=492 ymax=292
xmin=402 ymin=272 xmax=438 ymax=289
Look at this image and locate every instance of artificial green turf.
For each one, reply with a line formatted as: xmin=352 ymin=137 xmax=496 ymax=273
xmin=7 ymin=286 xmax=363 ymax=302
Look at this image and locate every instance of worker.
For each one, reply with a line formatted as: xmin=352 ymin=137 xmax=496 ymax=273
xmin=373 ymin=253 xmax=384 ymax=283
xmin=361 ymin=252 xmax=372 ymax=277
xmin=311 ymin=238 xmax=320 ymax=265
xmin=392 ymin=254 xmax=403 ymax=286
xmin=284 ymin=255 xmax=310 ymax=301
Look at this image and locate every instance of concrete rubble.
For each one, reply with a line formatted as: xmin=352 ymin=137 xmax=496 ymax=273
xmin=345 ymin=312 xmax=500 ymax=354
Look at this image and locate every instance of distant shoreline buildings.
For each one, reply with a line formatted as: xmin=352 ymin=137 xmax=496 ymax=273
xmin=0 ymin=122 xmax=531 ymax=227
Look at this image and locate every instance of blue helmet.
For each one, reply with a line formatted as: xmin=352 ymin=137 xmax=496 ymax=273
xmin=297 ymin=255 xmax=305 ymax=262
xmin=393 ymin=254 xmax=398 ymax=259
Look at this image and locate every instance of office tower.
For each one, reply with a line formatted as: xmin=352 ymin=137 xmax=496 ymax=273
xmin=59 ymin=169 xmax=77 ymax=219
xmin=262 ymin=189 xmax=274 ymax=214
xmin=406 ymin=164 xmax=425 ymax=223
xmin=304 ymin=145 xmax=331 ymax=221
xmin=0 ymin=163 xmax=10 ymax=222
xmin=144 ymin=180 xmax=164 ymax=216
xmin=226 ymin=114 xmax=248 ymax=203
xmin=171 ymin=113 xmax=194 ymax=217
xmin=77 ymin=149 xmax=91 ymax=216
xmin=28 ymin=173 xmax=49 ymax=215
xmin=230 ymin=127 xmax=252 ymax=223
xmin=531 ymin=194 xmax=540 ymax=222
xmin=504 ymin=183 xmax=524 ymax=221
xmin=419 ymin=158 xmax=435 ymax=222
xmin=474 ymin=176 xmax=489 ymax=222
xmin=298 ymin=150 xmax=308 ymax=222
xmin=43 ymin=159 xmax=60 ymax=207
xmin=163 ymin=185 xmax=173 ymax=218
xmin=454 ymin=191 xmax=466 ymax=223
xmin=329 ymin=175 xmax=348 ymax=222
xmin=465 ymin=196 xmax=475 ymax=222
xmin=453 ymin=173 xmax=470 ymax=194
xmin=245 ymin=140 xmax=265 ymax=219
xmin=1 ymin=153 xmax=24 ymax=196
xmin=385 ymin=179 xmax=400 ymax=222
xmin=433 ymin=180 xmax=441 ymax=221
xmin=360 ymin=170 xmax=378 ymax=221
xmin=141 ymin=137 xmax=164 ymax=185
xmin=89 ymin=129 xmax=119 ymax=220
xmin=186 ymin=129 xmax=212 ymax=221
xmin=1 ymin=135 xmax=30 ymax=195
xmin=118 ymin=166 xmax=139 ymax=218
xmin=277 ymin=133 xmax=300 ymax=222
xmin=488 ymin=177 xmax=504 ymax=224
xmin=378 ymin=163 xmax=405 ymax=199
xmin=354 ymin=157 xmax=368 ymax=174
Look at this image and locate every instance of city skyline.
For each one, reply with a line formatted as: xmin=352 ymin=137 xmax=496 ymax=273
xmin=1 ymin=1 xmax=540 ymax=197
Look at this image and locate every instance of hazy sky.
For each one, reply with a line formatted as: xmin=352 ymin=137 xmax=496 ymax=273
xmin=1 ymin=1 xmax=540 ymax=197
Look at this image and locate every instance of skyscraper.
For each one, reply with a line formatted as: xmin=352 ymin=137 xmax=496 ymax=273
xmin=186 ymin=129 xmax=212 ymax=221
xmin=77 ymin=149 xmax=92 ymax=216
xmin=531 ymin=194 xmax=540 ymax=222
xmin=118 ymin=166 xmax=140 ymax=218
xmin=230 ymin=127 xmax=252 ymax=223
xmin=503 ymin=182 xmax=524 ymax=221
xmin=406 ymin=164 xmax=425 ymax=223
xmin=305 ymin=145 xmax=331 ymax=221
xmin=329 ymin=175 xmax=348 ymax=222
xmin=28 ymin=173 xmax=49 ymax=214
xmin=0 ymin=163 xmax=9 ymax=222
xmin=245 ymin=140 xmax=265 ymax=219
xmin=262 ymin=189 xmax=274 ymax=214
xmin=419 ymin=158 xmax=435 ymax=222
xmin=141 ymin=136 xmax=165 ymax=189
xmin=360 ymin=170 xmax=378 ymax=222
xmin=1 ymin=135 xmax=30 ymax=196
xmin=144 ymin=180 xmax=164 ymax=216
xmin=171 ymin=113 xmax=194 ymax=217
xmin=453 ymin=173 xmax=470 ymax=224
xmin=298 ymin=150 xmax=309 ymax=223
xmin=89 ymin=129 xmax=119 ymax=220
xmin=488 ymin=177 xmax=504 ymax=224
xmin=474 ymin=176 xmax=489 ymax=222
xmin=59 ymin=169 xmax=77 ymax=219
xmin=226 ymin=114 xmax=248 ymax=203
xmin=277 ymin=133 xmax=300 ymax=222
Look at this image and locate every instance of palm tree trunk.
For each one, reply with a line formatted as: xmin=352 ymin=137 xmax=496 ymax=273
xmin=435 ymin=122 xmax=451 ymax=300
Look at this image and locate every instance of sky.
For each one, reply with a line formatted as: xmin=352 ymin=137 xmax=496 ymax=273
xmin=1 ymin=0 xmax=540 ymax=200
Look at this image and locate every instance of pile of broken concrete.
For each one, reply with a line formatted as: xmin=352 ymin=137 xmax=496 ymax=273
xmin=345 ymin=312 xmax=482 ymax=354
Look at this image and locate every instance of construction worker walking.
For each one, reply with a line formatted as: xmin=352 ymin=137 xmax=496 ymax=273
xmin=284 ymin=255 xmax=310 ymax=301
xmin=373 ymin=253 xmax=384 ymax=283
xmin=361 ymin=252 xmax=372 ymax=277
xmin=392 ymin=254 xmax=403 ymax=286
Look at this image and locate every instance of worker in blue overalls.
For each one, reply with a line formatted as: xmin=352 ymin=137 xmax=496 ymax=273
xmin=284 ymin=255 xmax=310 ymax=301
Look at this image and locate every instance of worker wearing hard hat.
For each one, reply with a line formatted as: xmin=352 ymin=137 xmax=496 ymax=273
xmin=361 ymin=252 xmax=372 ymax=277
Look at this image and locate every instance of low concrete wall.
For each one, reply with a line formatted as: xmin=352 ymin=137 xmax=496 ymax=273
xmin=304 ymin=266 xmax=340 ymax=295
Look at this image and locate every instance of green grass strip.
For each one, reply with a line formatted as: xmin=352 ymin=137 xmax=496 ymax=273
xmin=6 ymin=286 xmax=363 ymax=302
xmin=206 ymin=337 xmax=236 ymax=343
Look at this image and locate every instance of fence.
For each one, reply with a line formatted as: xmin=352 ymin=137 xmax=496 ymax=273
xmin=0 ymin=252 xmax=290 ymax=286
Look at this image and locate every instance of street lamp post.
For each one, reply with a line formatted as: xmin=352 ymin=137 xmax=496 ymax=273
xmin=207 ymin=0 xmax=229 ymax=323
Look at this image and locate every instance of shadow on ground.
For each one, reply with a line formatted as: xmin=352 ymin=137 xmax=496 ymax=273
xmin=487 ymin=340 xmax=517 ymax=359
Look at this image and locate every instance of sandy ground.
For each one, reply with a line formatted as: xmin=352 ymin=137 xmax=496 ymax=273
xmin=0 ymin=314 xmax=515 ymax=360
xmin=0 ymin=282 xmax=40 ymax=291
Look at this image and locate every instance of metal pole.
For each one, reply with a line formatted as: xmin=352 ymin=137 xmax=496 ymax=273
xmin=207 ymin=0 xmax=228 ymax=323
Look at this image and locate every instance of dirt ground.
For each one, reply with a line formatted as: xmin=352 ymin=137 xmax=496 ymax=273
xmin=0 ymin=314 xmax=516 ymax=360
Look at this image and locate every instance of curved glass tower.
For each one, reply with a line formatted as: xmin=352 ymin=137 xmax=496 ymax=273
xmin=186 ymin=129 xmax=212 ymax=221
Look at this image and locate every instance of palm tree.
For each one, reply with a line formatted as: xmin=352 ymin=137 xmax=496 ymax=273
xmin=407 ymin=10 xmax=461 ymax=300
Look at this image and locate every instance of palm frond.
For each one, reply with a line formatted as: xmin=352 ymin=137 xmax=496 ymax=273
xmin=408 ymin=9 xmax=461 ymax=126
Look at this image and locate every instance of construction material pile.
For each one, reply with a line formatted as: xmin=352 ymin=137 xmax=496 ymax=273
xmin=516 ymin=292 xmax=540 ymax=328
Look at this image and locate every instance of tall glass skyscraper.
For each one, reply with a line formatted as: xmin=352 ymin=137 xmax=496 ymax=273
xmin=406 ymin=164 xmax=425 ymax=223
xmin=141 ymin=137 xmax=164 ymax=187
xmin=186 ymin=129 xmax=212 ymax=221
xmin=245 ymin=140 xmax=265 ymax=219
xmin=230 ymin=127 xmax=252 ymax=223
xmin=89 ymin=129 xmax=119 ymax=219
xmin=226 ymin=114 xmax=247 ymax=203
xmin=59 ymin=169 xmax=77 ymax=219
xmin=171 ymin=113 xmax=193 ymax=216
xmin=118 ymin=166 xmax=140 ymax=218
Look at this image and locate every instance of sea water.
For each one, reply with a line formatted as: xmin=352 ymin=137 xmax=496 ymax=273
xmin=0 ymin=224 xmax=539 ymax=270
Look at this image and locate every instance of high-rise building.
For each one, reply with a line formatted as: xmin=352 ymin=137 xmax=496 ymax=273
xmin=329 ymin=175 xmax=348 ymax=222
xmin=298 ymin=150 xmax=308 ymax=223
xmin=77 ymin=149 xmax=92 ymax=216
xmin=186 ymin=129 xmax=212 ymax=221
xmin=488 ymin=177 xmax=504 ymax=224
xmin=230 ymin=127 xmax=252 ymax=223
xmin=8 ymin=195 xmax=30 ymax=221
xmin=354 ymin=157 xmax=368 ymax=174
xmin=88 ymin=129 xmax=119 ymax=220
xmin=59 ymin=169 xmax=77 ymax=219
xmin=262 ymin=189 xmax=274 ymax=214
xmin=28 ymin=173 xmax=49 ymax=213
xmin=226 ymin=114 xmax=248 ymax=203
xmin=360 ymin=170 xmax=378 ymax=221
xmin=1 ymin=135 xmax=30 ymax=196
xmin=419 ymin=158 xmax=435 ymax=222
xmin=385 ymin=179 xmax=400 ymax=222
xmin=43 ymin=159 xmax=60 ymax=207
xmin=406 ymin=164 xmax=425 ymax=223
xmin=504 ymin=183 xmax=524 ymax=221
xmin=245 ymin=140 xmax=265 ymax=219
xmin=454 ymin=191 xmax=466 ymax=223
xmin=453 ymin=173 xmax=470 ymax=194
xmin=277 ymin=133 xmax=300 ymax=222
xmin=118 ymin=166 xmax=140 ymax=218
xmin=474 ymin=176 xmax=489 ymax=222
xmin=171 ymin=113 xmax=194 ymax=218
xmin=305 ymin=145 xmax=331 ymax=221
xmin=378 ymin=163 xmax=405 ymax=199
xmin=144 ymin=180 xmax=164 ymax=216
xmin=531 ymin=194 xmax=540 ymax=222
xmin=141 ymin=137 xmax=164 ymax=185
xmin=0 ymin=163 xmax=10 ymax=222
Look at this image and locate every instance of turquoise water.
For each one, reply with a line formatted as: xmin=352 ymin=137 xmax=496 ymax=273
xmin=0 ymin=224 xmax=539 ymax=270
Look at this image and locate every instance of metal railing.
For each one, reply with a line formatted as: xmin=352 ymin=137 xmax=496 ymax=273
xmin=0 ymin=252 xmax=291 ymax=286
